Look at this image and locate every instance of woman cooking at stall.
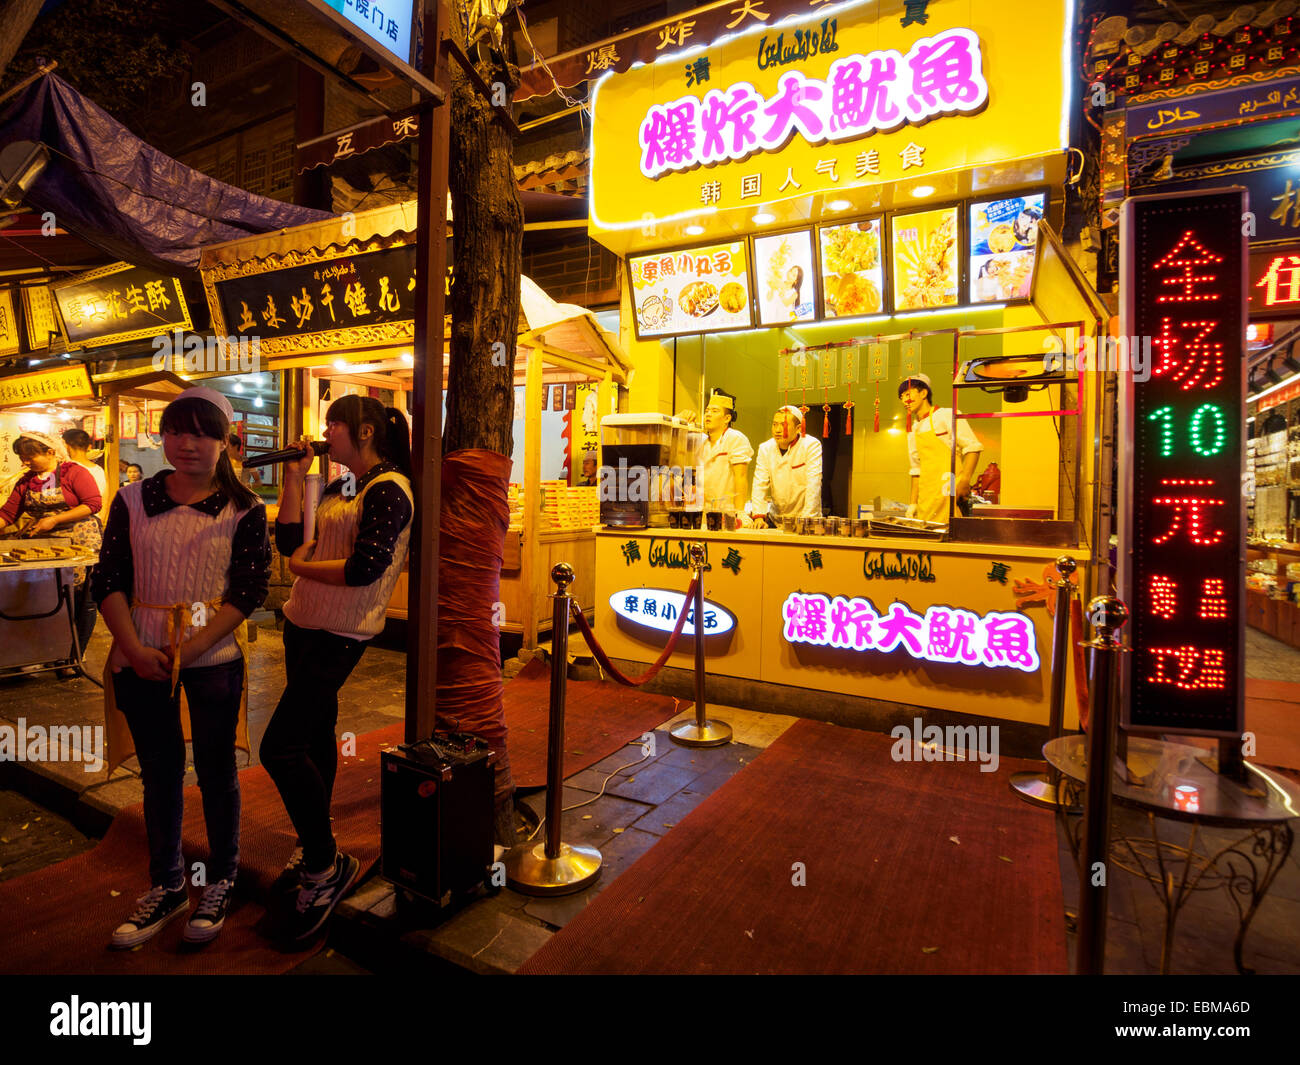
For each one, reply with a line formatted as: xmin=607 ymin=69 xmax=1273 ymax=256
xmin=899 ymin=373 xmax=982 ymax=524
xmin=0 ymin=431 xmax=104 ymax=672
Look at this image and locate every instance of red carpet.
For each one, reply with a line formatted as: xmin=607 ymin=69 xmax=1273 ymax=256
xmin=519 ymin=719 xmax=1068 ymax=975
xmin=0 ymin=663 xmax=678 ymax=973
xmin=0 ymin=724 xmax=394 ymax=975
xmin=504 ymin=658 xmax=680 ymax=787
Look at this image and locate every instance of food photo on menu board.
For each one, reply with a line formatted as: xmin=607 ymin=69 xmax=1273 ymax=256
xmin=629 ymin=241 xmax=752 ymax=337
xmin=818 ymin=218 xmax=885 ymax=319
xmin=891 ymin=207 xmax=959 ymax=312
xmin=753 ymin=230 xmax=817 ymax=324
xmin=969 ymin=193 xmax=1045 ymax=303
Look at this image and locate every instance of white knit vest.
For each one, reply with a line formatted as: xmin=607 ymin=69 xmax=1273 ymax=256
xmin=122 ymin=482 xmax=248 ymax=668
xmin=283 ymin=471 xmax=413 ymax=640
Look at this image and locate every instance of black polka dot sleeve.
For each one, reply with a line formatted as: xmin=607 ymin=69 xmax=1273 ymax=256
xmin=226 ymin=504 xmax=272 ymax=616
xmin=344 ymin=481 xmax=413 ymax=586
xmin=275 ymin=516 xmax=304 ymax=557
xmin=91 ymin=493 xmax=133 ymax=607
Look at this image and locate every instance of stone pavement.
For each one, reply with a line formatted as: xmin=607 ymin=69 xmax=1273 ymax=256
xmin=2 ymin=617 xmax=1299 ymax=974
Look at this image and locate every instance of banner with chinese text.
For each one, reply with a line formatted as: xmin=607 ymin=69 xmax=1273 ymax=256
xmin=0 ymin=365 xmax=94 ymax=409
xmin=628 ymin=240 xmax=753 ymax=338
xmin=589 ymin=0 xmax=1069 ymax=238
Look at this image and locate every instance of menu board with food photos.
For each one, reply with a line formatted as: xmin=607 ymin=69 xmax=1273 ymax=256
xmin=753 ymin=230 xmax=817 ymax=325
xmin=818 ymin=218 xmax=886 ymax=319
xmin=628 ymin=241 xmax=753 ymax=338
xmin=969 ymin=192 xmax=1045 ymax=304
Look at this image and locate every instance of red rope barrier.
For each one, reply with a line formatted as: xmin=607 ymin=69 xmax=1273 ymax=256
xmin=568 ymin=575 xmax=700 ymax=687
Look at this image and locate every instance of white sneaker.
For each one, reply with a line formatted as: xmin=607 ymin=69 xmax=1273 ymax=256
xmin=110 ymin=885 xmax=189 ymax=949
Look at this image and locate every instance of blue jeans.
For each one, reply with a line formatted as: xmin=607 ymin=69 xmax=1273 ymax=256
xmin=114 ymin=658 xmax=244 ymax=889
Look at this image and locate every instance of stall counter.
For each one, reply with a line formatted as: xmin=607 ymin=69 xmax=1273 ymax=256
xmin=593 ymin=528 xmax=1084 ymax=728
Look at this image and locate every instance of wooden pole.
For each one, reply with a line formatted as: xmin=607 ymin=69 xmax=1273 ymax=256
xmin=405 ymin=0 xmax=452 ymax=744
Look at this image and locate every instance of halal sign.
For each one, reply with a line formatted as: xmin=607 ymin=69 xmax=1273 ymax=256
xmin=1119 ymin=188 xmax=1246 ymax=736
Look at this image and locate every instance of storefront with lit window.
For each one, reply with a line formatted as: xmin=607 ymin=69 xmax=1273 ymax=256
xmin=584 ymin=0 xmax=1108 ymax=732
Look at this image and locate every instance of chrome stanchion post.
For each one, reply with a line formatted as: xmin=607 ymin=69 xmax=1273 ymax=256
xmin=1011 ymin=555 xmax=1077 ymax=808
xmin=505 ymin=563 xmax=602 ymax=896
xmin=670 ymin=542 xmax=732 ymax=748
xmin=1076 ymin=595 xmax=1129 ymax=976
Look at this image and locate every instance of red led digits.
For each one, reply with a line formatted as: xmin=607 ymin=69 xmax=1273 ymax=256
xmin=1150 ymin=479 xmax=1226 ymax=546
xmin=1199 ymin=578 xmax=1229 ymax=620
xmin=1152 ymin=318 xmax=1225 ymax=391
xmin=1148 ymin=646 xmax=1228 ymax=690
xmin=1148 ymin=575 xmax=1178 ymax=619
xmin=1152 ymin=230 xmax=1223 ymax=303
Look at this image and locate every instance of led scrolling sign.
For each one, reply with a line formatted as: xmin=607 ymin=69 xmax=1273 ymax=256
xmin=1121 ymin=189 xmax=1246 ymax=735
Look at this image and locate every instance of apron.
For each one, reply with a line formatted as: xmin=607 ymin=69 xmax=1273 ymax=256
xmin=22 ymin=466 xmax=102 ymax=586
xmin=101 ymin=597 xmax=251 ymax=776
xmin=916 ymin=419 xmax=953 ymax=524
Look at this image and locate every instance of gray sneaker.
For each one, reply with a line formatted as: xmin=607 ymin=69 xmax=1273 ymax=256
xmin=289 ymin=853 xmax=360 ymax=941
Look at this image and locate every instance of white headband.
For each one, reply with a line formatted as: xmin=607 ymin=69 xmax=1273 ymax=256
xmin=174 ymin=386 xmax=234 ymax=423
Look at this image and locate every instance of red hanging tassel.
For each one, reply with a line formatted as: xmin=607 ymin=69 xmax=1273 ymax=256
xmin=799 ymin=389 xmax=810 ymax=426
xmin=822 ymin=402 xmax=831 ymax=437
xmin=844 ymin=384 xmax=854 ymax=435
xmin=872 ymin=382 xmax=880 ymax=433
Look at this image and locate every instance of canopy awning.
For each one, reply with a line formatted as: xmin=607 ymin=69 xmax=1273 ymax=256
xmin=0 ymin=74 xmax=330 ymax=279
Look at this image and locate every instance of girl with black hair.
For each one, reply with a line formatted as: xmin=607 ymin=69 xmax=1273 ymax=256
xmin=92 ymin=387 xmax=270 ymax=949
xmin=264 ymin=393 xmax=413 ymax=940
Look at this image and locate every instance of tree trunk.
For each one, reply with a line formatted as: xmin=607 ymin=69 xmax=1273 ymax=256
xmin=0 ymin=0 xmax=44 ymax=84
xmin=438 ymin=2 xmax=523 ymax=838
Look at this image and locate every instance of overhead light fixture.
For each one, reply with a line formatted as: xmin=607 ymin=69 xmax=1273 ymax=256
xmin=752 ymin=211 xmax=775 ymax=225
xmin=911 ymin=185 xmax=936 ymax=198
xmin=232 ymin=382 xmax=243 ymax=392
xmin=828 ymin=199 xmax=853 ymax=211
xmin=253 ymin=396 xmax=263 ymax=408
xmin=0 ymin=141 xmax=50 ymax=209
xmin=684 ymin=224 xmax=705 ymax=235
xmin=333 ymin=358 xmax=348 ymax=372
xmin=401 ymin=353 xmax=414 ymax=365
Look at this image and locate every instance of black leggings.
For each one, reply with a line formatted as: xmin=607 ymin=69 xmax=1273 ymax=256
xmin=260 ymin=620 xmax=368 ymax=874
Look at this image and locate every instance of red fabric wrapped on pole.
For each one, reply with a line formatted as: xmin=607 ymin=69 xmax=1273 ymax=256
xmin=436 ymin=449 xmax=513 ymax=803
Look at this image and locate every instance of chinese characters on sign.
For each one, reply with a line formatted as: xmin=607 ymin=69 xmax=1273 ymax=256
xmin=1122 ymin=190 xmax=1245 ymax=734
xmin=638 ymin=28 xmax=989 ymax=179
xmin=628 ymin=241 xmax=753 ymax=338
xmin=782 ymin=593 xmax=1040 ymax=672
xmin=610 ymin=588 xmax=736 ymax=638
xmin=52 ymin=263 xmax=191 ymax=348
xmin=214 ymin=244 xmax=417 ymax=344
xmin=0 ymin=365 xmax=94 ymax=409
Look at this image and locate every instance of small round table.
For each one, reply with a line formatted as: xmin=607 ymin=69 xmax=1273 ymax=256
xmin=1044 ymin=734 xmax=1300 ymax=974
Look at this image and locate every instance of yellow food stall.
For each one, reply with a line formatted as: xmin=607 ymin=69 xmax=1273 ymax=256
xmin=585 ymin=0 xmax=1109 ymax=730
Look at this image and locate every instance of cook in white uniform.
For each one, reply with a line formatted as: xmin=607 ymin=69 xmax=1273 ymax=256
xmin=697 ymin=388 xmax=752 ymax=515
xmin=900 ymin=373 xmax=982 ymax=523
xmin=748 ymin=405 xmax=822 ymax=525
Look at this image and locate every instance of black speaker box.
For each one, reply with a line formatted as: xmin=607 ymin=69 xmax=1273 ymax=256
xmin=380 ymin=734 xmax=495 ymax=907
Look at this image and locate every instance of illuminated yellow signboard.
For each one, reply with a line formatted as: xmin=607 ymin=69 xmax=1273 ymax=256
xmin=589 ymin=0 xmax=1071 ymax=246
